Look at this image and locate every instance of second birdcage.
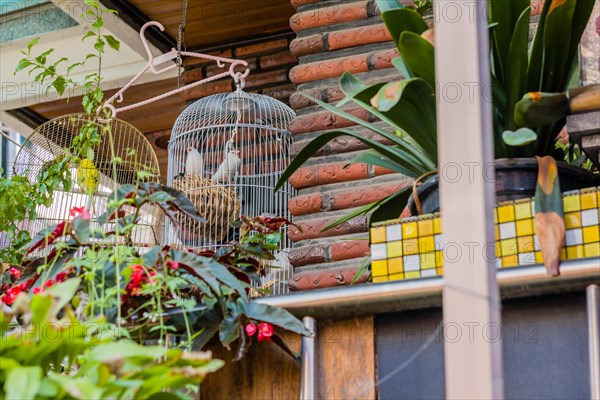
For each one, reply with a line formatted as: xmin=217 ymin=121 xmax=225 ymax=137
xmin=166 ymin=87 xmax=296 ymax=294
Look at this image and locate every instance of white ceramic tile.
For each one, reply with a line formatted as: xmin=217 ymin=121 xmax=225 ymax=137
xmin=581 ymin=209 xmax=599 ymax=227
xmin=386 ymin=225 xmax=402 ymax=241
xmin=566 ymin=228 xmax=583 ymax=245
xmin=371 ymin=243 xmax=387 ymax=260
xmin=533 ymin=235 xmax=540 ymax=251
xmin=404 ymin=255 xmax=420 ymax=271
xmin=499 ymin=222 xmax=516 ymax=240
xmin=421 ymin=268 xmax=436 ymax=277
xmin=519 ymin=253 xmax=536 ymax=265
xmin=435 ymin=234 xmax=444 ymax=250
xmin=495 ymin=257 xmax=502 ymax=269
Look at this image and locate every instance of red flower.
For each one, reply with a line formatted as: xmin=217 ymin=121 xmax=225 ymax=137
xmin=8 ymin=268 xmax=21 ymax=279
xmin=44 ymin=279 xmax=54 ymax=288
xmin=166 ymin=260 xmax=179 ymax=270
xmin=56 ymin=271 xmax=68 ymax=282
xmin=69 ymin=207 xmax=91 ymax=220
xmin=1 ymin=294 xmax=15 ymax=305
xmin=27 ymin=221 xmax=69 ymax=255
xmin=257 ymin=322 xmax=274 ymax=342
xmin=245 ymin=323 xmax=257 ymax=336
xmin=32 ymin=287 xmax=43 ymax=294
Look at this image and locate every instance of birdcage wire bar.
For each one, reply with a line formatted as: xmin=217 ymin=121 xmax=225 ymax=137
xmin=7 ymin=114 xmax=163 ymax=256
xmin=167 ymin=89 xmax=296 ymax=295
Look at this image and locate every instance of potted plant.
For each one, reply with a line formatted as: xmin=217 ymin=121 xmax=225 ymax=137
xmin=275 ymin=0 xmax=599 ymax=223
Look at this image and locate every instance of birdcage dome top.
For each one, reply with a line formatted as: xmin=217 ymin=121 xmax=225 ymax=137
xmin=170 ymin=90 xmax=295 ymax=141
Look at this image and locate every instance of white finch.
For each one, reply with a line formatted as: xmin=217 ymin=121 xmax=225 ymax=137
xmin=185 ymin=146 xmax=205 ymax=177
xmin=211 ymin=149 xmax=241 ymax=184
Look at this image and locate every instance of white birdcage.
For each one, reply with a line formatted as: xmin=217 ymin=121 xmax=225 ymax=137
xmin=10 ymin=114 xmax=163 ymax=254
xmin=166 ymin=87 xmax=296 ymax=295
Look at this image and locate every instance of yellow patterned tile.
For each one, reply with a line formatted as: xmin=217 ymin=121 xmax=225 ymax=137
xmin=583 ymin=226 xmax=600 ymax=243
xmin=387 ymin=241 xmax=403 ymax=258
xmin=371 ymin=227 xmax=386 ymax=244
xmin=435 ymin=250 xmax=444 ymax=267
xmin=500 ymin=238 xmax=518 ymax=256
xmin=493 ymin=209 xmax=498 ymax=224
xmin=517 ymin=236 xmax=535 ymax=253
xmin=584 ymin=242 xmax=600 ymax=257
xmin=436 ymin=267 xmax=443 ymax=276
xmin=373 ymin=276 xmax=388 ymax=283
xmin=563 ymin=195 xmax=580 ymax=213
xmin=495 ymin=225 xmax=500 ymax=241
xmin=565 ymin=212 xmax=582 ymax=229
xmin=433 ymin=217 xmax=442 ymax=234
xmin=581 ymin=192 xmax=598 ymax=210
xmin=567 ymin=245 xmax=584 ymax=259
xmin=371 ymin=260 xmax=388 ymax=277
xmin=418 ymin=219 xmax=434 ymax=236
xmin=418 ymin=236 xmax=435 ymax=253
xmin=405 ymin=271 xmax=421 ymax=279
xmin=403 ymin=238 xmax=419 ymax=255
xmin=498 ymin=205 xmax=515 ymax=223
xmin=516 ymin=219 xmax=534 ymax=237
xmin=515 ymin=201 xmax=532 ymax=220
xmin=502 ymin=254 xmax=519 ymax=267
xmin=421 ymin=252 xmax=436 ymax=269
xmin=388 ymin=257 xmax=404 ymax=274
xmin=389 ymin=272 xmax=405 ymax=281
xmin=402 ymin=221 xmax=418 ymax=239
xmin=560 ymin=248 xmax=567 ymax=260
xmin=535 ymin=251 xmax=544 ymax=263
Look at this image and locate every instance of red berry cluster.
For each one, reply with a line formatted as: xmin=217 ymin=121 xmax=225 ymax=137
xmin=125 ymin=265 xmax=156 ymax=297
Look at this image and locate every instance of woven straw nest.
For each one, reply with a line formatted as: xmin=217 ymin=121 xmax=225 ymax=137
xmin=172 ymin=175 xmax=241 ymax=243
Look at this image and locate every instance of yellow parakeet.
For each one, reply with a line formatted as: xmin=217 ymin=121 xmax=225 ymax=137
xmin=77 ymin=158 xmax=99 ymax=213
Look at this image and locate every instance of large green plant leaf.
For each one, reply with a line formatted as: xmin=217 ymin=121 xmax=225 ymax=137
xmin=514 ymin=92 xmax=569 ymax=128
xmin=5 ymin=366 xmax=42 ymax=400
xmin=376 ymin=1 xmax=428 ymax=48
xmin=398 ymin=31 xmax=435 ymax=88
xmin=237 ymin=299 xmax=312 ymax=336
xmin=392 ymin=56 xmax=414 ymax=79
xmin=541 ymin=0 xmax=576 ymax=91
xmin=489 ymin=0 xmax=530 ymax=85
xmin=566 ymin=0 xmax=596 ymax=79
xmin=527 ymin=0 xmax=551 ymax=91
xmin=371 ymin=79 xmax=437 ymax=161
xmin=503 ymin=6 xmax=531 ymax=131
xmin=370 ymin=186 xmax=413 ymax=224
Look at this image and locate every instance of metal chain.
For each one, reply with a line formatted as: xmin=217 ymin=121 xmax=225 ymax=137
xmin=176 ymin=0 xmax=189 ymax=89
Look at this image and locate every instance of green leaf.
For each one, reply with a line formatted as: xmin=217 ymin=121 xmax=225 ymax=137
xmin=104 ymin=34 xmax=120 ymax=51
xmin=53 ymin=76 xmax=67 ymax=96
xmin=94 ymin=37 xmax=105 ymax=53
xmin=377 ymin=4 xmax=428 ymax=48
xmin=397 ymin=31 xmax=435 ymax=88
xmin=320 ymin=201 xmax=383 ymax=233
xmin=337 ymin=72 xmax=367 ymax=107
xmin=502 ymin=128 xmax=537 ymax=147
xmin=44 ymin=278 xmax=82 ymax=311
xmin=92 ymin=17 xmax=104 ymax=29
xmin=370 ymin=185 xmax=413 ymax=224
xmin=27 ymin=37 xmax=40 ymax=51
xmin=541 ymin=0 xmax=576 ymax=91
xmin=5 ymin=367 xmax=42 ymax=400
xmin=82 ymin=30 xmax=96 ymax=42
xmin=514 ymin=92 xmax=569 ymax=128
xmin=15 ymin=59 xmax=32 ymax=73
xmin=503 ymin=6 xmax=530 ymax=131
xmin=391 ymin=56 xmax=413 ymax=79
xmin=84 ymin=0 xmax=99 ymax=9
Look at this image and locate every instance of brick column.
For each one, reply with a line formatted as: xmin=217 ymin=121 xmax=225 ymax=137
xmin=286 ymin=0 xmax=406 ymax=291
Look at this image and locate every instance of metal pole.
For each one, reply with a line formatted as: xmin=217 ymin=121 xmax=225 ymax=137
xmin=434 ymin=0 xmax=504 ymax=398
xmin=587 ymin=285 xmax=600 ymax=400
xmin=300 ymin=316 xmax=317 ymax=400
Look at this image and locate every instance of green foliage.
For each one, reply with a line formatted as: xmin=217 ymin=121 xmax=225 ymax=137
xmin=0 ymin=279 xmax=223 ymax=400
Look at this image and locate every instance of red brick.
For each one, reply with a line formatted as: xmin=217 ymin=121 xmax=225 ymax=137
xmin=289 ymin=53 xmax=369 ymax=84
xmin=288 ymin=193 xmax=323 ymax=216
xmin=329 ymin=23 xmax=393 ymax=51
xmin=373 ymin=165 xmax=398 ymax=176
xmin=259 ymin=50 xmax=297 ymax=69
xmin=182 ymin=67 xmax=203 ymax=84
xmin=289 ymin=264 xmax=369 ymax=291
xmin=328 ymin=182 xmax=409 ymax=211
xmin=206 ymin=58 xmax=256 ymax=78
xmin=180 ymin=79 xmax=232 ymax=101
xmin=291 ymin=0 xmax=320 ymax=8
xmin=288 ymin=162 xmax=369 ymax=189
xmin=328 ymin=133 xmax=394 ymax=154
xmin=244 ymin=69 xmax=289 ymax=88
xmin=330 ymin=240 xmax=370 ymax=261
xmin=289 ymin=107 xmax=369 ymax=135
xmin=369 ymin=49 xmax=399 ymax=70
xmin=288 ymin=215 xmax=367 ymax=242
xmin=290 ymin=1 xmax=370 ymax=32
xmin=290 ymin=34 xmax=324 ymax=57
xmin=262 ymin=84 xmax=296 ymax=102
xmin=289 ymin=244 xmax=327 ymax=267
xmin=183 ymin=49 xmax=233 ymax=67
xmin=236 ymin=39 xmax=289 ymax=57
